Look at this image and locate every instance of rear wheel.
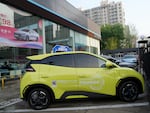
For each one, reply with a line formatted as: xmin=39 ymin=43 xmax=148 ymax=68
xmin=28 ymin=88 xmax=51 ymax=110
xmin=117 ymin=81 xmax=139 ymax=102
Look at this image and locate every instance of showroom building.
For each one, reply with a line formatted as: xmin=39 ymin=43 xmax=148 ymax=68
xmin=0 ymin=0 xmax=101 ymax=69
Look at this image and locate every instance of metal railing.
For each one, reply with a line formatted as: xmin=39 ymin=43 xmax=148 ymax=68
xmin=0 ymin=69 xmax=22 ymax=89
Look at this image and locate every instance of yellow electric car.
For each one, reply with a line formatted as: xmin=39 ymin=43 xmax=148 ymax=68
xmin=20 ymin=51 xmax=145 ymax=110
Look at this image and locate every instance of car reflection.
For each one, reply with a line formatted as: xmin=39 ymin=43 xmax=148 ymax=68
xmin=14 ymin=29 xmax=39 ymax=41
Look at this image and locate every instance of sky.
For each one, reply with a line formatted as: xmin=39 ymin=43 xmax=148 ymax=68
xmin=66 ymin=0 xmax=150 ymax=37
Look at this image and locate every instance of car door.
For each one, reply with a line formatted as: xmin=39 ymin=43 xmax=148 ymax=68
xmin=75 ymin=53 xmax=117 ymax=95
xmin=40 ymin=54 xmax=78 ymax=91
xmin=28 ymin=30 xmax=35 ymax=40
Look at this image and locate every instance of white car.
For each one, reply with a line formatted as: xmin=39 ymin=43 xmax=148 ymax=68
xmin=119 ymin=55 xmax=138 ymax=70
xmin=14 ymin=29 xmax=39 ymax=41
xmin=122 ymin=55 xmax=138 ymax=64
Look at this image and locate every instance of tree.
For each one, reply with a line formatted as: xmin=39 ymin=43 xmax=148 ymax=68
xmin=124 ymin=25 xmax=138 ymax=48
xmin=101 ymin=24 xmax=125 ymax=50
xmin=106 ymin=37 xmax=118 ymax=50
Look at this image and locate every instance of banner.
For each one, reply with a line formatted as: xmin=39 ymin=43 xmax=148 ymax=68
xmin=0 ymin=3 xmax=43 ymax=49
xmin=0 ymin=3 xmax=14 ymax=27
xmin=0 ymin=26 xmax=43 ymax=49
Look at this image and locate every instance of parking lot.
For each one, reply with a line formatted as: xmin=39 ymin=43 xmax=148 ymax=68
xmin=0 ymin=79 xmax=150 ymax=113
xmin=0 ymin=79 xmax=20 ymax=102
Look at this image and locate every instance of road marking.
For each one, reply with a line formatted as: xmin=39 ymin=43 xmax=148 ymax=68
xmin=1 ymin=102 xmax=149 ymax=113
xmin=0 ymin=98 xmax=22 ymax=109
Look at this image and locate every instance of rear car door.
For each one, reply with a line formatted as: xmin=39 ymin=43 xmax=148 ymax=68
xmin=40 ymin=54 xmax=78 ymax=91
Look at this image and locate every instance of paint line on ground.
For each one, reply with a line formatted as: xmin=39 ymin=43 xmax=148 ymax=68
xmin=1 ymin=102 xmax=149 ymax=113
xmin=0 ymin=98 xmax=22 ymax=109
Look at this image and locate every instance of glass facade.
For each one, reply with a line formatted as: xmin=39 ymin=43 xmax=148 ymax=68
xmin=0 ymin=3 xmax=100 ymax=70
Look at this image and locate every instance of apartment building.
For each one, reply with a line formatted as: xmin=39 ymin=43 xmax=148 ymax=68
xmin=83 ymin=0 xmax=125 ymax=26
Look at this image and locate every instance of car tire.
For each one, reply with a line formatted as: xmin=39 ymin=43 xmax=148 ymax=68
xmin=28 ymin=88 xmax=51 ymax=110
xmin=117 ymin=81 xmax=139 ymax=102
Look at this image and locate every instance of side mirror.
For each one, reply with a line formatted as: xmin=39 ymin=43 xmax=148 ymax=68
xmin=105 ymin=61 xmax=114 ymax=68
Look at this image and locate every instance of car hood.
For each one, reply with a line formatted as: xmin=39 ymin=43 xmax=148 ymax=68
xmin=122 ymin=58 xmax=137 ymax=63
xmin=119 ymin=62 xmax=136 ymax=67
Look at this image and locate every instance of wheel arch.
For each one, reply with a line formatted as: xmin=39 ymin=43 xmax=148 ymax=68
xmin=116 ymin=77 xmax=144 ymax=94
xmin=23 ymin=84 xmax=55 ymax=102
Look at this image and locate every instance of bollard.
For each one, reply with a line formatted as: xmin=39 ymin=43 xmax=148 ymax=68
xmin=1 ymin=78 xmax=5 ymax=89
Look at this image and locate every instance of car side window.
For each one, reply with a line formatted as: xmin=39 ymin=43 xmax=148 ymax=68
xmin=42 ymin=54 xmax=74 ymax=67
xmin=26 ymin=60 xmax=41 ymax=68
xmin=75 ymin=53 xmax=105 ymax=68
xmin=98 ymin=59 xmax=106 ymax=68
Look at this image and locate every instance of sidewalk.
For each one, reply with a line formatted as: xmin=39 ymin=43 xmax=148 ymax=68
xmin=0 ymin=79 xmax=20 ymax=102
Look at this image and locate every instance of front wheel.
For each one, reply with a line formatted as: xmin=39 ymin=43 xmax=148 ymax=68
xmin=28 ymin=88 xmax=51 ymax=110
xmin=117 ymin=81 xmax=139 ymax=102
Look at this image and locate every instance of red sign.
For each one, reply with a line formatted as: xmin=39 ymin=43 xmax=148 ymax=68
xmin=0 ymin=26 xmax=43 ymax=49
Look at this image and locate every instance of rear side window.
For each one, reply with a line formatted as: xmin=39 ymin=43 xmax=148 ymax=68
xmin=26 ymin=60 xmax=41 ymax=68
xmin=42 ymin=54 xmax=74 ymax=67
xmin=25 ymin=60 xmax=41 ymax=72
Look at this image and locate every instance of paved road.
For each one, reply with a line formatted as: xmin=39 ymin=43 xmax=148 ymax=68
xmin=0 ymin=79 xmax=20 ymax=102
xmin=0 ymin=79 xmax=150 ymax=113
xmin=1 ymin=99 xmax=150 ymax=113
